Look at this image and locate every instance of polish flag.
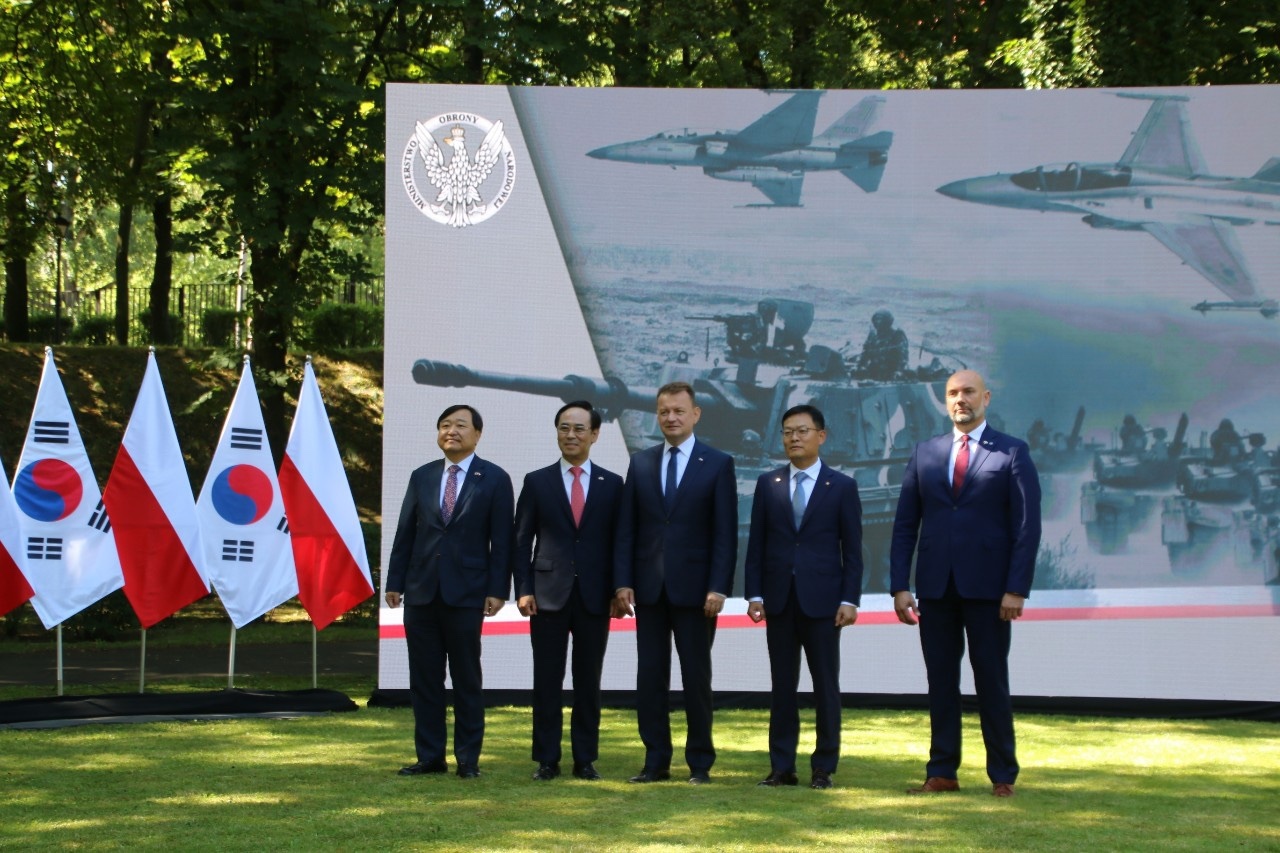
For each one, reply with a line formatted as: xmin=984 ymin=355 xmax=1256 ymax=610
xmin=103 ymin=350 xmax=209 ymax=628
xmin=0 ymin=450 xmax=34 ymax=618
xmin=13 ymin=348 xmax=123 ymax=628
xmin=280 ymin=358 xmax=373 ymax=630
xmin=196 ymin=357 xmax=297 ymax=628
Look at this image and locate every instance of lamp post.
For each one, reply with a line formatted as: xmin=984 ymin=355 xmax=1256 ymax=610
xmin=53 ymin=202 xmax=72 ymax=345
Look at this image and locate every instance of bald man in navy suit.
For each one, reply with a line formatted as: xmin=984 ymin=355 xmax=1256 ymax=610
xmin=615 ymin=381 xmax=737 ymax=785
xmin=890 ymin=370 xmax=1041 ymax=798
xmin=745 ymin=404 xmax=862 ymax=790
xmin=514 ymin=401 xmax=622 ymax=782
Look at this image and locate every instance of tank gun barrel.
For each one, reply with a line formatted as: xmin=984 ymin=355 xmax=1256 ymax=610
xmin=411 ymin=359 xmax=655 ymax=420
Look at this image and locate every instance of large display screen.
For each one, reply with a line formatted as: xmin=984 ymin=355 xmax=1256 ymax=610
xmin=382 ymin=84 xmax=1280 ymax=702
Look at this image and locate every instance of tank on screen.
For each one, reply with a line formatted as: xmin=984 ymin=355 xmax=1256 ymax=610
xmin=411 ymin=298 xmax=956 ymax=594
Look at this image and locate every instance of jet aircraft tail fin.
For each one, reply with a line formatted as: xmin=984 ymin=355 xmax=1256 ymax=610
xmin=836 ymin=131 xmax=892 ymax=192
xmin=813 ymin=96 xmax=885 ymax=145
xmin=1252 ymin=157 xmax=1280 ymax=183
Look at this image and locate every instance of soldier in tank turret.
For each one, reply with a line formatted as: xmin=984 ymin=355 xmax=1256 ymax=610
xmin=1210 ymin=418 xmax=1245 ymax=465
xmin=1119 ymin=414 xmax=1146 ymax=453
xmin=856 ymin=309 xmax=908 ymax=381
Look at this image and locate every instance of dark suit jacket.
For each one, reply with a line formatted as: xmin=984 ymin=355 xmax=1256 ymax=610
xmin=743 ymin=462 xmax=864 ymax=617
xmin=387 ymin=455 xmax=514 ymax=607
xmin=614 ymin=439 xmax=737 ymax=607
xmin=889 ymin=426 xmax=1041 ymax=600
xmin=513 ymin=461 xmax=623 ymax=614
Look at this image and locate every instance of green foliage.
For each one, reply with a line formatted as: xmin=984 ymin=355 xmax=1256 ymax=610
xmin=67 ymin=314 xmax=115 ymax=345
xmin=59 ymin=590 xmax=138 ymax=641
xmin=26 ymin=313 xmax=72 ymax=344
xmin=199 ymin=307 xmax=243 ymax=347
xmin=298 ymin=302 xmax=384 ymax=351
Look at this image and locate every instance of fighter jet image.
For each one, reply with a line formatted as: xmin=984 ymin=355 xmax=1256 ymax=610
xmin=937 ymin=93 xmax=1280 ymax=318
xmin=586 ymin=91 xmax=892 ymax=207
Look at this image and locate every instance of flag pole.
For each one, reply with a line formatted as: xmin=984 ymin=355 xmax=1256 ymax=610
xmin=228 ymin=624 xmax=237 ymax=688
xmin=56 ymin=624 xmax=64 ymax=696
xmin=312 ymin=623 xmax=318 ymax=689
xmin=139 ymin=628 xmax=147 ymax=694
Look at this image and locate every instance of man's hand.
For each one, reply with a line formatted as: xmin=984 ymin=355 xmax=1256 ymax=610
xmin=1000 ymin=593 xmax=1026 ymax=621
xmin=893 ymin=590 xmax=919 ymax=625
xmin=835 ymin=604 xmax=858 ymax=627
xmin=483 ymin=597 xmax=505 ymax=617
xmin=385 ymin=591 xmax=402 ymax=609
xmin=704 ymin=592 xmax=725 ymax=618
xmin=517 ymin=595 xmax=537 ymax=618
xmin=747 ymin=601 xmax=765 ymax=623
xmin=614 ymin=587 xmax=635 ymax=618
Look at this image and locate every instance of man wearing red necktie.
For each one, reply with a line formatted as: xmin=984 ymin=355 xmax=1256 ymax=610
xmin=513 ymin=401 xmax=624 ymax=782
xmin=890 ymin=370 xmax=1041 ymax=798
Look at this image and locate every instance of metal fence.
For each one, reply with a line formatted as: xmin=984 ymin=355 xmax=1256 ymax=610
xmin=39 ymin=278 xmax=384 ymax=347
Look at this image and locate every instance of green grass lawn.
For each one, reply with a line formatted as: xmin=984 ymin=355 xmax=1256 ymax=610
xmin=2 ymin=691 xmax=1277 ymax=851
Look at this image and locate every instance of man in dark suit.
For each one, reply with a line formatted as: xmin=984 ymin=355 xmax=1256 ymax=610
xmin=745 ymin=404 xmax=862 ymax=790
xmin=513 ymin=400 xmax=623 ymax=782
xmin=615 ymin=381 xmax=737 ymax=785
xmin=386 ymin=404 xmax=513 ymax=779
xmin=890 ymin=370 xmax=1041 ymax=798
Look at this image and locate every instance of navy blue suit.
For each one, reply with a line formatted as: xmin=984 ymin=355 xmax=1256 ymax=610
xmin=615 ymin=438 xmax=737 ymax=773
xmin=744 ymin=462 xmax=862 ymax=775
xmin=890 ymin=426 xmax=1040 ymax=784
xmin=513 ymin=461 xmax=622 ymax=767
xmin=388 ymin=455 xmax=514 ymax=768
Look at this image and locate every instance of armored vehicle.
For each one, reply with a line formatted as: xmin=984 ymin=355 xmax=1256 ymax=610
xmin=411 ymin=299 xmax=954 ymax=593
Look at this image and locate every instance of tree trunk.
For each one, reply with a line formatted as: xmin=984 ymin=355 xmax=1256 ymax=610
xmin=149 ymin=192 xmax=174 ymax=344
xmin=114 ymin=202 xmax=133 ymax=345
xmin=3 ymin=256 xmax=29 ymax=343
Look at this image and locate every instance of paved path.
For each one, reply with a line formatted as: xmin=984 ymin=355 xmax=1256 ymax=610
xmin=0 ymin=639 xmax=378 ymax=689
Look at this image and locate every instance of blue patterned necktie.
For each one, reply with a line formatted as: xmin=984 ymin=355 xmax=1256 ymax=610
xmin=442 ymin=464 xmax=460 ymax=522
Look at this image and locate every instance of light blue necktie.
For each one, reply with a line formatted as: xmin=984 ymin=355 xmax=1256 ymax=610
xmin=792 ymin=471 xmax=808 ymax=528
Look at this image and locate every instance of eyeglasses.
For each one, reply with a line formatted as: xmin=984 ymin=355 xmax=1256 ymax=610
xmin=781 ymin=427 xmax=816 ymax=439
xmin=557 ymin=424 xmax=591 ymax=435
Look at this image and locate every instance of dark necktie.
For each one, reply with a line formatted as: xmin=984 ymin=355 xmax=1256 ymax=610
xmin=442 ymin=464 xmax=460 ymax=522
xmin=792 ymin=471 xmax=808 ymax=528
xmin=569 ymin=465 xmax=585 ymax=527
xmin=664 ymin=447 xmax=679 ymax=511
xmin=952 ymin=434 xmax=969 ymax=497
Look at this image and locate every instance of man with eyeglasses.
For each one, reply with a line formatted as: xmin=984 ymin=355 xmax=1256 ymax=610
xmin=745 ymin=404 xmax=862 ymax=790
xmin=386 ymin=404 xmax=514 ymax=780
xmin=513 ymin=401 xmax=623 ymax=782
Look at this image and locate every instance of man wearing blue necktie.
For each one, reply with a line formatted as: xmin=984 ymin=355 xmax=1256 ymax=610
xmin=890 ymin=370 xmax=1041 ymax=798
xmin=386 ymin=404 xmax=514 ymax=780
xmin=615 ymin=381 xmax=737 ymax=785
xmin=744 ymin=404 xmax=863 ymax=790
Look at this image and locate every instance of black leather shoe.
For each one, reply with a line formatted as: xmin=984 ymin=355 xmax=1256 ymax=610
xmin=810 ymin=770 xmax=833 ymax=789
xmin=573 ymin=762 xmax=602 ymax=781
xmin=456 ymin=764 xmax=481 ymax=779
xmin=398 ymin=760 xmax=447 ymax=776
xmin=688 ymin=770 xmax=712 ymax=785
xmin=757 ymin=770 xmax=799 ymax=787
xmin=628 ymin=768 xmax=671 ymax=783
xmin=532 ymin=763 xmax=560 ymax=781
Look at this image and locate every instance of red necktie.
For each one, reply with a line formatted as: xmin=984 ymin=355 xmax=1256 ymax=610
xmin=569 ymin=466 xmax=585 ymax=527
xmin=442 ymin=464 xmax=460 ymax=522
xmin=952 ymin=434 xmax=969 ymax=497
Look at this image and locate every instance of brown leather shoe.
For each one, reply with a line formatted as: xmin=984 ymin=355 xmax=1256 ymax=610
xmin=907 ymin=777 xmax=960 ymax=794
xmin=992 ymin=782 xmax=1015 ymax=797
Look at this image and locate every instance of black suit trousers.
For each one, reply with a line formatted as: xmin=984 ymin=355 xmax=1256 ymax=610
xmin=635 ymin=591 xmax=717 ymax=773
xmin=766 ymin=581 xmax=843 ymax=774
xmin=529 ymin=580 xmax=611 ymax=765
xmin=404 ymin=599 xmax=486 ymax=767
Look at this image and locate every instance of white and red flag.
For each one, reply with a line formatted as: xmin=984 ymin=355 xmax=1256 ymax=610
xmin=13 ymin=348 xmax=123 ymax=628
xmin=0 ymin=450 xmax=34 ymax=618
xmin=280 ymin=358 xmax=373 ymax=629
xmin=196 ymin=357 xmax=297 ymax=628
xmin=103 ymin=350 xmax=209 ymax=628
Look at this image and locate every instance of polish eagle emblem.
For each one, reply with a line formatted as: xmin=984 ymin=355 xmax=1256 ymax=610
xmin=415 ymin=120 xmax=507 ymax=228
